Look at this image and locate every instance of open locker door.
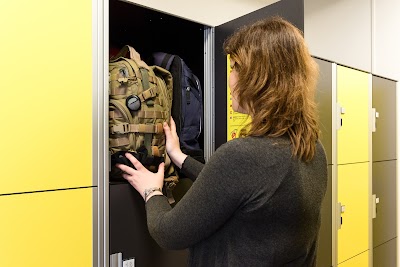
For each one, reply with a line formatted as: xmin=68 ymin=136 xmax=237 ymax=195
xmin=214 ymin=0 xmax=305 ymax=149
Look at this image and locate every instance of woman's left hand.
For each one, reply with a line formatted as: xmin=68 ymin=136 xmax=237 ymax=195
xmin=116 ymin=153 xmax=165 ymax=200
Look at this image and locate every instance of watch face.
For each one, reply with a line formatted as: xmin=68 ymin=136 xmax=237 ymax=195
xmin=126 ymin=95 xmax=141 ymax=111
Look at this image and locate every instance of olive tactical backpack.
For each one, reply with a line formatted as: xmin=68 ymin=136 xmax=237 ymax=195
xmin=109 ymin=45 xmax=178 ymax=203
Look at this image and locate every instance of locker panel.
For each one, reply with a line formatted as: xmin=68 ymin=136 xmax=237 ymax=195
xmin=373 ymin=238 xmax=397 ymax=267
xmin=338 ymin=250 xmax=369 ymax=267
xmin=314 ymin=58 xmax=333 ymax=165
xmin=337 ymin=66 xmax=370 ymax=164
xmin=316 ymin=165 xmax=333 ymax=267
xmin=0 ymin=0 xmax=93 ymax=194
xmin=0 ymin=188 xmax=93 ymax=267
xmin=372 ymin=76 xmax=397 ymax=162
xmin=372 ymin=160 xmax=397 ymax=246
xmin=337 ymin=163 xmax=369 ymax=263
xmin=109 ymin=183 xmax=188 ymax=267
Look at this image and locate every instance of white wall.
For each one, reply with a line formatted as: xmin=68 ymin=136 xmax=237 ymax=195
xmin=372 ymin=0 xmax=400 ymax=81
xmin=304 ymin=0 xmax=400 ymax=81
xmin=304 ymin=0 xmax=372 ymax=72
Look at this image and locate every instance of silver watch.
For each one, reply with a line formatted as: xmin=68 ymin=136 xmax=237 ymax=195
xmin=144 ymin=187 xmax=162 ymax=201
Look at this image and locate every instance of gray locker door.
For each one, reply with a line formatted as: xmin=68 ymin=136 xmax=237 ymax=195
xmin=372 ymin=160 xmax=397 ymax=247
xmin=372 ymin=75 xmax=397 ymax=265
xmin=314 ymin=57 xmax=333 ymax=165
xmin=214 ymin=0 xmax=304 ymax=149
xmin=314 ymin=58 xmax=334 ymax=267
xmin=316 ymin=165 xmax=333 ymax=267
xmin=373 ymin=237 xmax=397 ymax=267
xmin=372 ymin=76 xmax=397 ymax=162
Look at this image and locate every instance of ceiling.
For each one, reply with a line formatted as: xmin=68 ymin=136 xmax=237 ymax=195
xmin=126 ymin=0 xmax=281 ymax=26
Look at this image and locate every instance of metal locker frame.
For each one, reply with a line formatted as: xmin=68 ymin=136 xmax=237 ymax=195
xmin=92 ymin=0 xmax=109 ymax=265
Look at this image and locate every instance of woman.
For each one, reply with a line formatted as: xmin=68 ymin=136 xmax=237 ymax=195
xmin=117 ymin=16 xmax=328 ymax=267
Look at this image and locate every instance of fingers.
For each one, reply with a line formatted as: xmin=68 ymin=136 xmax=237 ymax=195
xmin=125 ymin=152 xmax=144 ymax=170
xmin=164 ymin=117 xmax=178 ymax=139
xmin=158 ymin=162 xmax=165 ymax=174
xmin=163 ymin=121 xmax=171 ymax=135
xmin=116 ymin=163 xmax=135 ymax=174
xmin=169 ymin=117 xmax=177 ymax=133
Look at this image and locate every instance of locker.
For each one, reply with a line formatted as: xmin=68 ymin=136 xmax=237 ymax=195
xmin=316 ymin=165 xmax=333 ymax=267
xmin=373 ymin=238 xmax=397 ymax=267
xmin=0 ymin=0 xmax=93 ymax=194
xmin=0 ymin=188 xmax=93 ymax=267
xmin=314 ymin=57 xmax=335 ymax=267
xmin=106 ymin=0 xmax=305 ymax=266
xmin=337 ymin=66 xmax=370 ymax=165
xmin=108 ymin=1 xmax=204 ymax=264
xmin=372 ymin=161 xmax=397 ymax=247
xmin=338 ymin=250 xmax=369 ymax=267
xmin=372 ymin=75 xmax=397 ymax=161
xmin=371 ymin=75 xmax=397 ymax=267
xmin=337 ymin=163 xmax=369 ymax=264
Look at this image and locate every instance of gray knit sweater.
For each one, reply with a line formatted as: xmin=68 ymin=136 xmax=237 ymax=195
xmin=146 ymin=136 xmax=328 ymax=267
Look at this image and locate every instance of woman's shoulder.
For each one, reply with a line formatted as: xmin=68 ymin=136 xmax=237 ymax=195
xmin=215 ymin=136 xmax=291 ymax=159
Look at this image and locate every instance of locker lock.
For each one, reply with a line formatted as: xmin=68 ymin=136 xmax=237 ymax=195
xmin=340 ymin=107 xmax=346 ymax=114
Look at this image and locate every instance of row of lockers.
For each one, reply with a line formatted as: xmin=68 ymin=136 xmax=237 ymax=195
xmin=315 ymin=58 xmax=397 ymax=267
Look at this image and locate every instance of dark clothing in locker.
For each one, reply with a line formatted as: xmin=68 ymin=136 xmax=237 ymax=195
xmin=145 ymin=136 xmax=328 ymax=266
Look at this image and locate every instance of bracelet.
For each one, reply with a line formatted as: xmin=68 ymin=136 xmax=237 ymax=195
xmin=144 ymin=187 xmax=162 ymax=202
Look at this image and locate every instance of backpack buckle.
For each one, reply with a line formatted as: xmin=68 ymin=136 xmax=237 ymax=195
xmin=111 ymin=123 xmax=130 ymax=134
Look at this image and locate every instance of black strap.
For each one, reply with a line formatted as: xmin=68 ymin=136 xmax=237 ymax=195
xmin=160 ymin=53 xmax=175 ymax=70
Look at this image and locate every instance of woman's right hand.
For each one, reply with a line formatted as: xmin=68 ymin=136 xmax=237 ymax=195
xmin=163 ymin=117 xmax=187 ymax=168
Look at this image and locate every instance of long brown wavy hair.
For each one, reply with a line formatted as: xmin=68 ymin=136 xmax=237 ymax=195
xmin=224 ymin=16 xmax=320 ymax=162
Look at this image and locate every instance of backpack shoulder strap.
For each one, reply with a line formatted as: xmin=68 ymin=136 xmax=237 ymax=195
xmin=153 ymin=52 xmax=175 ymax=70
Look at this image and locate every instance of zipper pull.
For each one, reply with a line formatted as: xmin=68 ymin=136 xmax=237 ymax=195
xmin=186 ymin=87 xmax=191 ymax=104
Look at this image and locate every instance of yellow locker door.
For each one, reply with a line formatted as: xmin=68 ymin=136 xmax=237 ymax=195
xmin=338 ymin=251 xmax=369 ymax=267
xmin=0 ymin=0 xmax=93 ymax=194
xmin=337 ymin=66 xmax=369 ymax=165
xmin=338 ymin=163 xmax=369 ymax=263
xmin=0 ymin=188 xmax=93 ymax=267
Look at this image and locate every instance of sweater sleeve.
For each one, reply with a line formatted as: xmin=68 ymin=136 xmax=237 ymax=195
xmin=180 ymin=156 xmax=205 ymax=181
xmin=145 ymin=139 xmax=278 ymax=250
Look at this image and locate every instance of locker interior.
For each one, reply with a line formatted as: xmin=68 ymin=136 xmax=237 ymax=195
xmin=108 ymin=0 xmax=206 ymax=265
